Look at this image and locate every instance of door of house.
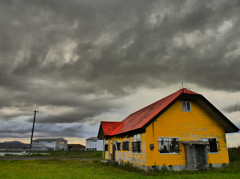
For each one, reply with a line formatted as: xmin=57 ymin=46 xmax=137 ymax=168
xmin=183 ymin=142 xmax=209 ymax=170
xmin=112 ymin=144 xmax=116 ymax=161
xmin=195 ymin=145 xmax=208 ymax=170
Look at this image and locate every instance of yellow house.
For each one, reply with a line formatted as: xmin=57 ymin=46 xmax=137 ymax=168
xmin=97 ymin=88 xmax=239 ymax=171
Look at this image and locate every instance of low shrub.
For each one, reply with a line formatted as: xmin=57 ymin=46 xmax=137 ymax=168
xmin=228 ymin=146 xmax=240 ymax=162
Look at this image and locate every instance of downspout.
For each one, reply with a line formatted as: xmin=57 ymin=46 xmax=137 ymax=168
xmin=113 ymin=140 xmax=120 ymax=165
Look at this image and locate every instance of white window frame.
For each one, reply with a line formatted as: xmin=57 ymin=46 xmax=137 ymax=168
xmin=104 ymin=139 xmax=108 ymax=144
xmin=158 ymin=137 xmax=180 ymax=154
xmin=181 ymin=101 xmax=191 ymax=112
xmin=133 ymin=134 xmax=141 ymax=142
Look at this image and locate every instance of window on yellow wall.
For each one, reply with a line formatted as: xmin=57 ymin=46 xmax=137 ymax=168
xmin=200 ymin=138 xmax=218 ymax=153
xmin=116 ymin=142 xmax=121 ymax=150
xmin=132 ymin=141 xmax=141 ymax=153
xmin=105 ymin=144 xmax=108 ymax=151
xmin=132 ymin=134 xmax=141 ymax=153
xmin=158 ymin=137 xmax=180 ymax=154
xmin=122 ymin=140 xmax=129 ymax=150
xmin=104 ymin=140 xmax=108 ymax=151
xmin=181 ymin=101 xmax=191 ymax=111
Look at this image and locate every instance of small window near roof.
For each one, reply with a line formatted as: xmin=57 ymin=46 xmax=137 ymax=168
xmin=181 ymin=101 xmax=191 ymax=112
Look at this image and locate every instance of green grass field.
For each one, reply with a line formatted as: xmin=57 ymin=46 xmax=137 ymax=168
xmin=0 ymin=148 xmax=240 ymax=179
xmin=1 ymin=159 xmax=240 ymax=179
xmin=1 ymin=151 xmax=102 ymax=158
xmin=31 ymin=150 xmax=103 ymax=158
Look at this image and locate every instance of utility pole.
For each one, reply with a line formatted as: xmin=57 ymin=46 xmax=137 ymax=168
xmin=29 ymin=110 xmax=38 ymax=155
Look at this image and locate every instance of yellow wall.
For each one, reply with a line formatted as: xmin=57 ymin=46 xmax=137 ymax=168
xmin=105 ymin=134 xmax=147 ymax=166
xmin=145 ymin=100 xmax=229 ymax=166
xmin=105 ymin=99 xmax=229 ymax=167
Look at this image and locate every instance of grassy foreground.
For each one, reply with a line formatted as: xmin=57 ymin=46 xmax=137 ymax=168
xmin=0 ymin=148 xmax=240 ymax=179
xmin=0 ymin=159 xmax=240 ymax=179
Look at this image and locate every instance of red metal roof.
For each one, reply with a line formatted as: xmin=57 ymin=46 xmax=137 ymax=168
xmin=101 ymin=121 xmax=123 ymax=136
xmin=100 ymin=88 xmax=199 ymax=136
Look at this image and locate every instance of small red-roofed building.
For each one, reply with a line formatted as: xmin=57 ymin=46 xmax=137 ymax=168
xmin=98 ymin=88 xmax=239 ymax=171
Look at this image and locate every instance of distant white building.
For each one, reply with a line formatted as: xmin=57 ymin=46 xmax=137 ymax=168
xmin=85 ymin=137 xmax=103 ymax=151
xmin=32 ymin=138 xmax=68 ymax=151
xmin=32 ymin=143 xmax=50 ymax=151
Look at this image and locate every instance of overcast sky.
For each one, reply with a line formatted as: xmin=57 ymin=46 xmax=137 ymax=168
xmin=0 ymin=0 xmax=240 ymax=146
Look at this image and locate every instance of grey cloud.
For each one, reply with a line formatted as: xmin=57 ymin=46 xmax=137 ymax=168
xmin=31 ymin=104 xmax=119 ymax=124
xmin=2 ymin=0 xmax=240 ymax=94
xmin=1 ymin=0 xmax=240 ymax=140
xmin=0 ymin=122 xmax=90 ymax=138
xmin=222 ymin=104 xmax=240 ymax=113
xmin=1 ymin=90 xmax=122 ymax=123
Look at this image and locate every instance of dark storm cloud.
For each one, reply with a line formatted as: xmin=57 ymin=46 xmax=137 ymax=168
xmin=29 ymin=103 xmax=118 ymax=124
xmin=1 ymin=0 xmax=240 ymax=139
xmin=0 ymin=122 xmax=89 ymax=138
xmin=1 ymin=0 xmax=240 ymax=94
xmin=1 ymin=86 xmax=121 ymax=123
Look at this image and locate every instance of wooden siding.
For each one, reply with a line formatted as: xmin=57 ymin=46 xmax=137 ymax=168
xmin=105 ymin=134 xmax=147 ymax=166
xmin=145 ymin=100 xmax=229 ymax=167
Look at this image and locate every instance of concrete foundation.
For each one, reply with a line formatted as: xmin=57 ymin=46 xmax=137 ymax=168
xmin=103 ymin=159 xmax=228 ymax=172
